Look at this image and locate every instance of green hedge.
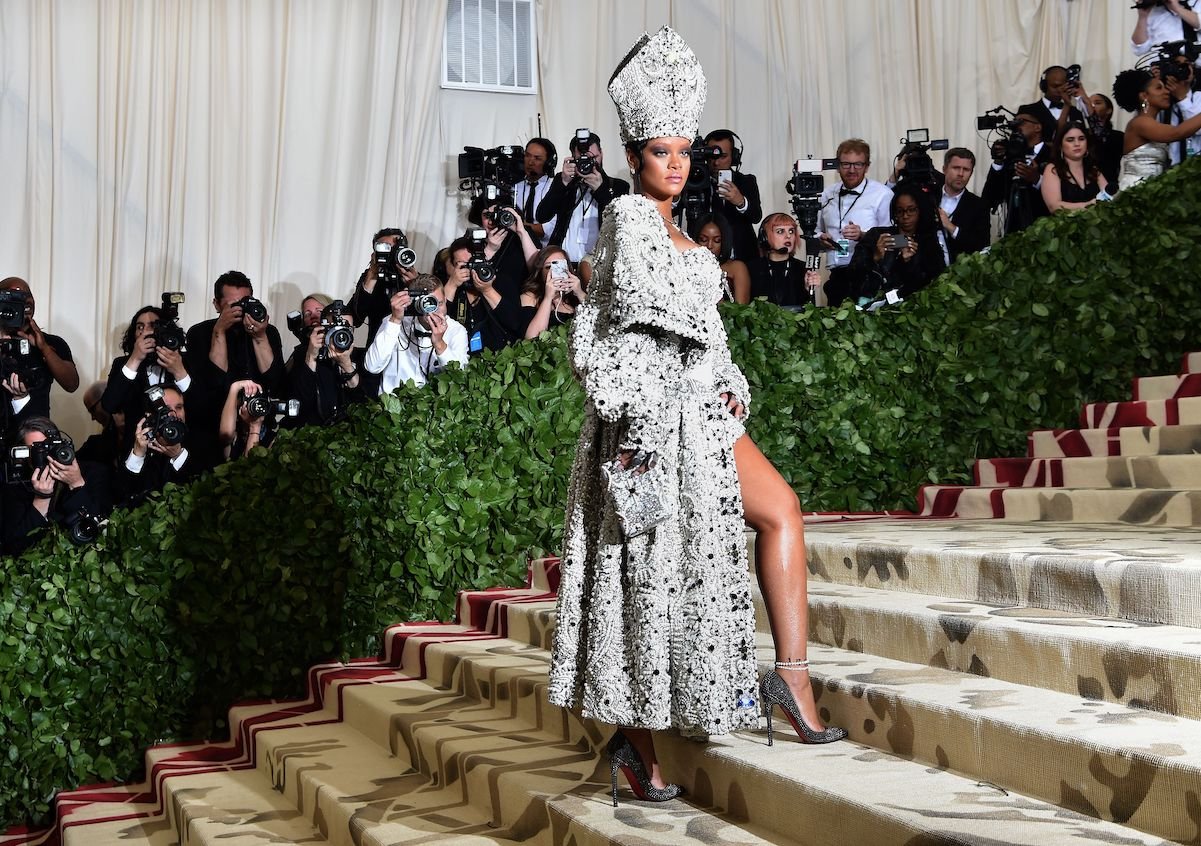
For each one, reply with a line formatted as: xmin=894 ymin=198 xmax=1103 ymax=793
xmin=3 ymin=158 xmax=1201 ymax=829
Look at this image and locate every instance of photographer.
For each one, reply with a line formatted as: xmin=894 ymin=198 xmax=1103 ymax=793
xmin=100 ymin=305 xmax=192 ymax=454
xmin=701 ymin=129 xmax=763 ymax=261
xmin=77 ymin=381 xmax=123 ymax=469
xmin=283 ymin=294 xmax=364 ymax=426
xmin=3 ymin=417 xmax=112 ymax=556
xmin=844 ymin=184 xmax=947 ymax=306
xmin=347 ymin=228 xmax=418 ymax=342
xmin=0 ymin=277 xmax=79 ymax=422
xmin=218 ymin=380 xmax=291 ymax=460
xmin=536 ymin=131 xmax=630 ymax=261
xmin=1019 ymin=66 xmax=1085 ymax=145
xmin=514 ymin=138 xmax=558 ymax=247
xmin=1087 ymin=93 xmax=1127 ymax=187
xmin=120 ymin=386 xmax=207 ymax=504
xmin=981 ymin=113 xmax=1051 ymax=235
xmin=364 ymin=275 xmax=468 ymax=392
xmin=520 ymin=247 xmax=585 ymax=339
xmin=1133 ymin=1 xmax=1200 ymax=61
xmin=185 ymin=271 xmax=284 ymax=438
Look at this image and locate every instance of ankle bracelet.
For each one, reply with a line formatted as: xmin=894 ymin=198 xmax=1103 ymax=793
xmin=774 ymin=659 xmax=810 ymax=671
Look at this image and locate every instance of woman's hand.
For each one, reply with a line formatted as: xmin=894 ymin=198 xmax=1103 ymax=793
xmin=719 ymin=391 xmax=746 ymax=419
xmin=804 ymin=270 xmax=821 ymax=292
xmin=873 ymin=233 xmax=894 ymax=263
xmin=899 ymin=238 xmax=918 ymax=262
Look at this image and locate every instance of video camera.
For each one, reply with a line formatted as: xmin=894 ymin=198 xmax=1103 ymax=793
xmin=976 ymin=107 xmax=1029 ymax=166
xmin=458 ymin=144 xmax=525 ymax=190
xmin=894 ymin=129 xmax=949 ymax=189
xmin=1154 ymin=40 xmax=1201 ymax=81
xmin=153 ymin=292 xmax=187 ymax=351
xmin=143 ymin=385 xmax=187 ymax=446
xmin=373 ymin=233 xmax=419 ymax=297
xmin=463 ymin=228 xmax=496 ymax=285
xmin=0 ymin=289 xmax=28 ymax=331
xmin=679 ymin=137 xmax=724 ymax=216
xmin=784 ymin=157 xmax=828 ymax=245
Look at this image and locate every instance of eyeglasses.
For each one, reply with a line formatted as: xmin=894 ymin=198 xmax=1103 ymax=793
xmin=895 ymin=206 xmax=920 ymax=216
xmin=838 ymin=161 xmax=867 ymax=170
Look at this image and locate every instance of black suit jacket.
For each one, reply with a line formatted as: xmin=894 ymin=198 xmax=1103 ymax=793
xmin=715 ymin=171 xmax=763 ymax=261
xmin=535 ymin=170 xmax=630 ymax=248
xmin=946 ymin=190 xmax=991 ymax=261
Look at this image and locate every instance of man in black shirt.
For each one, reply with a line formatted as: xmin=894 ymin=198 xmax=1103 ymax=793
xmin=283 ymin=295 xmax=364 ymax=426
xmin=0 ymin=277 xmax=79 ymax=424
xmin=184 ymin=271 xmax=284 ymax=439
xmin=703 ymin=129 xmax=764 ymax=262
xmin=982 ymin=114 xmax=1052 ymax=235
xmin=536 ymin=131 xmax=630 ymax=262
xmin=119 ymin=386 xmax=210 ymax=504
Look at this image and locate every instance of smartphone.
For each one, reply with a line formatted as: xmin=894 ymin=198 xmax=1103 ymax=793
xmin=549 ymin=258 xmax=568 ymax=280
xmin=891 ymin=233 xmax=910 ymax=252
xmin=719 ymin=168 xmax=733 ymax=184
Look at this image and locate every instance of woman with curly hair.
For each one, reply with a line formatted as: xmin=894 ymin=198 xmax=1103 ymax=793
xmin=1113 ymin=68 xmax=1201 ymax=189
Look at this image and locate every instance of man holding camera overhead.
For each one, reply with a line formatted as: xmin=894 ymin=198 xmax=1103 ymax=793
xmin=364 ymin=274 xmax=468 ymax=393
xmin=185 ymin=270 xmax=285 ymax=442
xmin=536 ymin=130 xmax=629 ymax=262
xmin=1133 ymin=1 xmax=1200 ymax=61
xmin=3 ymin=416 xmax=112 ymax=555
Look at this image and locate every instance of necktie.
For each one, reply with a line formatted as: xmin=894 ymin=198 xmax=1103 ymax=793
xmin=523 ymin=179 xmax=537 ymax=220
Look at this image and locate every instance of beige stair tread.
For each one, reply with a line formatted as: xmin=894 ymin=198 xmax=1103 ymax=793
xmin=1028 ymin=422 xmax=1201 ymax=458
xmin=975 ymin=454 xmax=1201 ymax=489
xmin=780 ymin=637 xmax=1201 ymax=842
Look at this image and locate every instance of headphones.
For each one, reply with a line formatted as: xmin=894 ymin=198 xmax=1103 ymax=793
xmin=756 ymin=220 xmax=769 ymax=252
xmin=706 ymin=129 xmax=744 ymax=169
xmin=528 ymin=137 xmax=557 ymax=177
xmin=1039 ymin=65 xmax=1067 ymax=94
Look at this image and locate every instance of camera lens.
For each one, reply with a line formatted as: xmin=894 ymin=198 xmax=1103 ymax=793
xmin=327 ymin=325 xmax=354 ymax=352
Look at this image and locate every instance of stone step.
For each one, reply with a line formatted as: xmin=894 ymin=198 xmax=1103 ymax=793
xmin=796 ymin=636 xmax=1201 ymax=844
xmin=973 ymin=454 xmax=1201 ymax=489
xmin=794 ymin=518 xmax=1201 ymax=627
xmin=1133 ymin=372 xmax=1201 ymax=401
xmin=1027 ymin=423 xmax=1201 ymax=457
xmin=798 ymin=580 xmax=1200 ymax=719
xmin=918 ymin=484 xmax=1201 ymax=527
xmin=1081 ymin=395 xmax=1201 ymax=429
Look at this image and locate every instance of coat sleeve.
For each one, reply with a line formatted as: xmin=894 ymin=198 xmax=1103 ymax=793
xmin=712 ymin=342 xmax=751 ymax=423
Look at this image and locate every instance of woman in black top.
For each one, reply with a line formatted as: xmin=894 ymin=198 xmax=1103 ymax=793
xmin=1041 ymin=121 xmax=1111 ymax=212
xmin=847 ymin=184 xmax=947 ymax=303
xmin=745 ymin=212 xmax=819 ymax=307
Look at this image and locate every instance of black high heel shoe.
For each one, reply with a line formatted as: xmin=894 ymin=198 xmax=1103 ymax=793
xmin=760 ymin=660 xmax=848 ymax=746
xmin=607 ymin=731 xmax=685 ymax=807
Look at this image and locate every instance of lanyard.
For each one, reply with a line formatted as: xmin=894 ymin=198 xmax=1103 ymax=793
xmin=838 ymin=189 xmax=863 ymax=229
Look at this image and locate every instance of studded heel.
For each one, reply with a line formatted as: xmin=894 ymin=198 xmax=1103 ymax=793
xmin=760 ymin=660 xmax=848 ymax=746
xmin=607 ymin=731 xmax=686 ymax=806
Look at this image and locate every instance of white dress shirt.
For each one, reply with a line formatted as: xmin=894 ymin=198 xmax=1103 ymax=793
xmin=818 ymin=178 xmax=894 ymax=268
xmin=1168 ymin=91 xmax=1201 ymax=164
xmin=513 ymin=174 xmax=556 ymax=246
xmin=363 ymin=315 xmax=469 ymax=394
xmin=560 ymin=188 xmax=601 ymax=263
xmin=1133 ymin=3 xmax=1201 ymax=61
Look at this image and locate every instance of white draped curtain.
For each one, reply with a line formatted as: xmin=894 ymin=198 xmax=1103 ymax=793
xmin=0 ymin=0 xmax=1133 ymax=436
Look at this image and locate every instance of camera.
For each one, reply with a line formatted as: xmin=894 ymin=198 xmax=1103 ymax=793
xmin=483 ymin=201 xmax=517 ymax=230
xmin=10 ymin=433 xmax=76 ymax=473
xmin=463 ymin=228 xmax=496 ymax=284
xmin=143 ymin=385 xmax=187 ymax=446
xmin=458 ymin=144 xmax=525 ymax=188
xmin=785 ymin=157 xmax=825 ymax=244
xmin=894 ymin=128 xmax=949 ymax=189
xmin=0 ymin=337 xmax=43 ymax=393
xmin=153 ymin=292 xmax=187 ymax=351
xmin=568 ymin=128 xmax=598 ymax=176
xmin=319 ymin=299 xmax=355 ymax=357
xmin=0 ymin=289 xmax=28 ymax=331
xmin=240 ymin=390 xmax=300 ymax=423
xmin=1155 ymin=40 xmax=1201 ymax=81
xmin=65 ymin=508 xmax=103 ymax=545
xmin=233 ymin=296 xmax=267 ymax=323
xmin=373 ymin=234 xmax=418 ymax=297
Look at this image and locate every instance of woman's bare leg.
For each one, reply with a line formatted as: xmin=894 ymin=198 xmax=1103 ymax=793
xmin=734 ymin=433 xmax=827 ymax=730
xmin=622 ymin=727 xmax=669 ymax=788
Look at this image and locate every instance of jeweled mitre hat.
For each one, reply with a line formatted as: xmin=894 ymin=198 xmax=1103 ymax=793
xmin=608 ymin=26 xmax=707 ymax=144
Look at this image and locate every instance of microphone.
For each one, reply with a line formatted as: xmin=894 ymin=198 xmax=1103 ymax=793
xmin=770 ymin=246 xmax=792 ymax=255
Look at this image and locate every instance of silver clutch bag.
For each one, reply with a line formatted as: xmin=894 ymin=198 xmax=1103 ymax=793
xmin=600 ymin=450 xmax=672 ymax=538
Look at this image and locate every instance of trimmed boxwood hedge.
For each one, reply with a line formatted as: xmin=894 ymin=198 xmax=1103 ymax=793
xmin=3 ymin=158 xmax=1200 ymax=829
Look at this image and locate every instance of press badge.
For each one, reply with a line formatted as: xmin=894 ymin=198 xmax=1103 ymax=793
xmin=469 ymin=330 xmax=483 ymax=353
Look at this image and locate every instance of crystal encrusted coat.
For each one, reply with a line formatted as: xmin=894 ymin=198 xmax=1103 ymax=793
xmin=548 ymin=194 xmax=759 ymax=735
